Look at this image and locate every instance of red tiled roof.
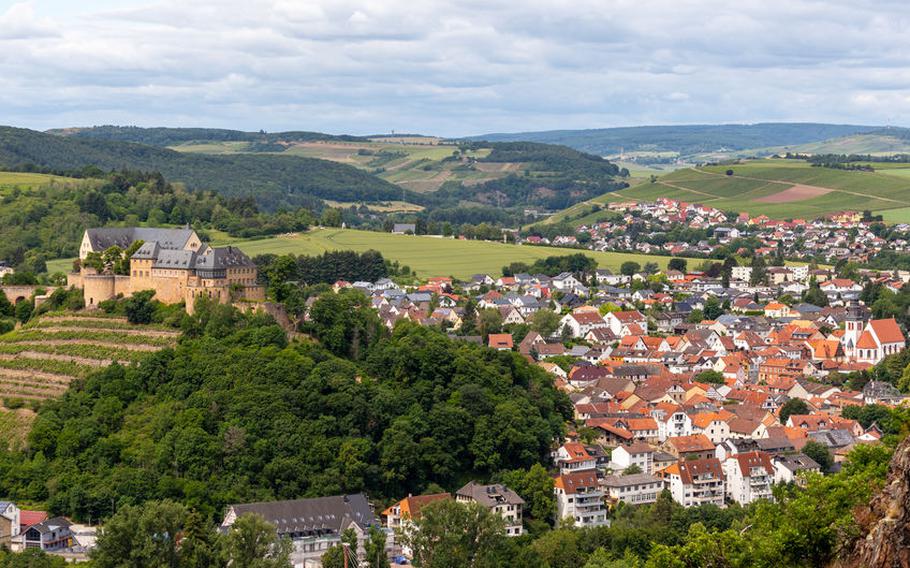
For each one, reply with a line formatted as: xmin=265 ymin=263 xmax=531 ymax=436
xmin=555 ymin=471 xmax=600 ymax=494
xmin=870 ymin=318 xmax=905 ymax=344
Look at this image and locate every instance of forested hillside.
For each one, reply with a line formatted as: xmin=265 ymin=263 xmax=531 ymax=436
xmin=49 ymin=125 xmax=366 ymax=147
xmin=0 ymin=170 xmax=315 ymax=273
xmin=0 ymin=294 xmax=570 ymax=521
xmin=0 ymin=127 xmax=411 ymax=210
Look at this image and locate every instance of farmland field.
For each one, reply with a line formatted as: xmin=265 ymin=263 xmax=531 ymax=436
xmin=226 ymin=228 xmax=694 ymax=279
xmin=613 ymin=159 xmax=910 ymax=219
xmin=171 ymin=139 xmax=509 ymax=193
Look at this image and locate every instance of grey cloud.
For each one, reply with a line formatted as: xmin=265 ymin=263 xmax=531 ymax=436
xmin=1 ymin=0 xmax=909 ymax=135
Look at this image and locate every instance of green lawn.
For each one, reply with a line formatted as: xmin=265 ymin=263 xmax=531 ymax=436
xmin=229 ymin=228 xmax=691 ymax=279
xmin=46 ymin=228 xmax=692 ymax=279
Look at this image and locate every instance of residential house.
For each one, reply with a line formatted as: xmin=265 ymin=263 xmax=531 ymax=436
xmin=21 ymin=517 xmax=74 ymax=552
xmin=382 ymin=493 xmax=450 ymax=558
xmin=603 ymin=473 xmax=663 ymax=507
xmin=456 ymin=482 xmax=525 ymax=536
xmin=659 ymin=458 xmax=726 ymax=508
xmin=723 ymin=451 xmax=774 ymax=504
xmin=220 ymin=494 xmax=379 ymax=566
xmin=488 ymin=333 xmax=514 ymax=351
xmin=0 ymin=502 xmax=19 ymax=546
xmin=664 ymin=434 xmax=716 ymax=460
xmin=772 ymin=453 xmax=821 ymax=485
xmin=610 ymin=441 xmax=655 ymax=474
xmin=554 ymin=471 xmax=608 ymax=527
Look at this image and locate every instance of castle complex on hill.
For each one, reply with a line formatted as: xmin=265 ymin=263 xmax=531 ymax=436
xmin=68 ymin=227 xmax=264 ymax=313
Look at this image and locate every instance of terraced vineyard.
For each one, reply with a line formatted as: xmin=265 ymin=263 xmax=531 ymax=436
xmin=0 ymin=312 xmax=180 ymax=447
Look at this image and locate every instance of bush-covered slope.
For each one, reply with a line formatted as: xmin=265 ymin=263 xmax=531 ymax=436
xmin=0 ymin=296 xmax=570 ymax=521
xmin=0 ymin=126 xmax=412 ymax=210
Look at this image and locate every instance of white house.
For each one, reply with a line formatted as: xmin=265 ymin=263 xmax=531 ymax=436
xmin=605 ymin=310 xmax=648 ymax=336
xmin=772 ymin=453 xmax=821 ymax=485
xmin=660 ymin=458 xmax=726 ymax=508
xmin=655 ymin=409 xmax=693 ymax=442
xmin=560 ymin=308 xmax=608 ymax=338
xmin=603 ymin=473 xmax=663 ymax=506
xmin=554 ymin=471 xmax=608 ymax=527
xmin=554 ymin=442 xmax=598 ymax=474
xmin=722 ymin=451 xmax=774 ymax=505
xmin=610 ymin=441 xmax=655 ymax=474
xmin=456 ymin=482 xmax=525 ymax=537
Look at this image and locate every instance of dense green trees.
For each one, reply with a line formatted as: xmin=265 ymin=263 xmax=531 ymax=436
xmin=399 ymin=500 xmax=507 ymax=568
xmin=0 ymin=299 xmax=569 ymax=525
xmin=778 ymin=398 xmax=810 ymax=425
xmin=90 ymin=500 xmax=290 ymax=568
xmin=0 ymin=169 xmax=316 ymax=270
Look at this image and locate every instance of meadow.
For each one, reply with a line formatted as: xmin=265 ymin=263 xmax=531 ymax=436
xmin=227 ymin=228 xmax=691 ymax=279
xmin=0 ymin=171 xmax=81 ymax=192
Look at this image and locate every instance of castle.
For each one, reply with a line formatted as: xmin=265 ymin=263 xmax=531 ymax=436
xmin=68 ymin=227 xmax=264 ymax=313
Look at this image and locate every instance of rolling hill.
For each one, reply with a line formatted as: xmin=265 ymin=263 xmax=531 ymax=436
xmin=614 ymin=159 xmax=910 ymax=219
xmin=467 ymin=123 xmax=880 ymax=158
xmin=764 ymin=128 xmax=910 ymax=156
xmin=0 ymin=126 xmax=412 ymax=210
xmin=49 ymin=126 xmax=630 ymax=208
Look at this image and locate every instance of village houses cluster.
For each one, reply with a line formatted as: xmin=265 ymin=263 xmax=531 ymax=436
xmin=7 ymin=221 xmax=910 ymax=567
xmin=319 ymin=244 xmax=908 ymax=547
xmin=529 ymin=198 xmax=910 ymax=264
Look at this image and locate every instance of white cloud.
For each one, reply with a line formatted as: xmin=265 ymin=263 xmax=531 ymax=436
xmin=1 ymin=0 xmax=909 ymax=135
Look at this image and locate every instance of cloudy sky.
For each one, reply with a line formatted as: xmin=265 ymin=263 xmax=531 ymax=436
xmin=1 ymin=0 xmax=909 ymax=136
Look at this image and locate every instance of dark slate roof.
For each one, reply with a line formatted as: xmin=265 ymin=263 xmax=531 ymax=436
xmin=456 ymin=482 xmax=524 ymax=507
xmin=228 ymin=494 xmax=376 ymax=535
xmin=28 ymin=516 xmax=72 ymax=536
xmin=153 ymin=249 xmax=196 ymax=269
xmin=193 ymin=245 xmax=255 ymax=270
xmin=773 ymin=453 xmax=820 ymax=473
xmin=132 ymin=241 xmax=160 ymax=260
xmin=86 ymin=227 xmax=195 ymax=252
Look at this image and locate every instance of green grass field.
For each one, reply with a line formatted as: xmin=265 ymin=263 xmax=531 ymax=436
xmin=0 ymin=171 xmax=81 ymax=192
xmin=227 ymin=228 xmax=691 ymax=279
xmin=612 ymin=159 xmax=910 ymax=219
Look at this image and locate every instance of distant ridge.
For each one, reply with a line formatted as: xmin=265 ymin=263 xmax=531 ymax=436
xmin=47 ymin=125 xmax=368 ymax=147
xmin=465 ymin=123 xmax=883 ymax=157
xmin=0 ymin=126 xmax=411 ymax=210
